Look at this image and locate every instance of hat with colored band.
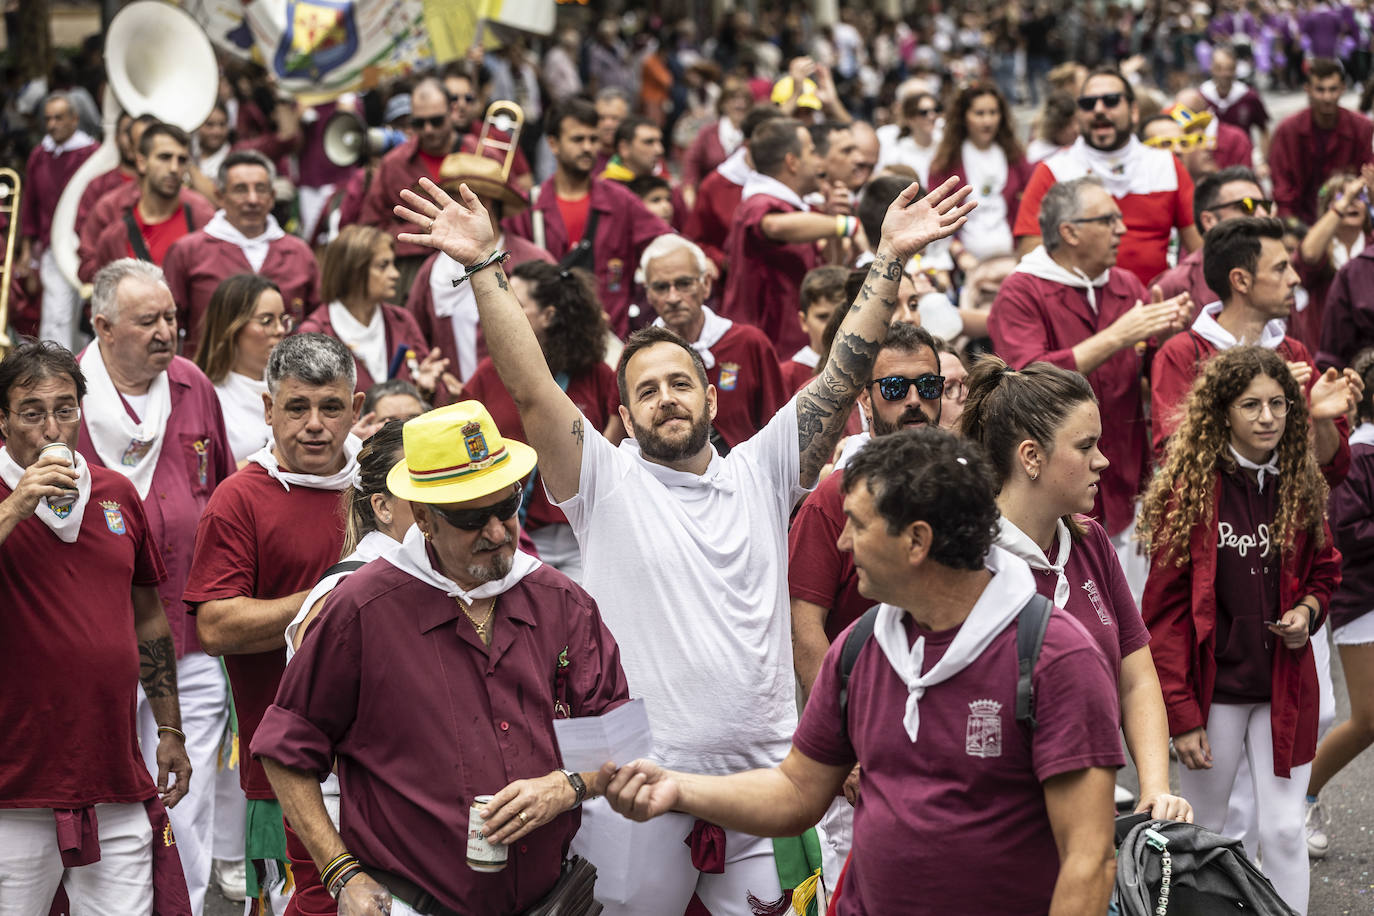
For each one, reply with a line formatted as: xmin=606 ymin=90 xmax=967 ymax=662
xmin=1167 ymin=104 xmax=1213 ymax=134
xmin=387 ymin=401 xmax=537 ymax=504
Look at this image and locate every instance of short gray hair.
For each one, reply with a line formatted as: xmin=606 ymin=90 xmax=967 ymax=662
xmin=43 ymin=91 xmax=75 ymax=115
xmin=1039 ymin=176 xmax=1104 ymax=253
xmin=90 ymin=259 xmax=169 ymax=323
xmin=217 ymin=149 xmax=277 ymax=191
xmin=595 ymin=86 xmax=633 ymax=107
xmin=266 ymin=333 xmax=356 ymax=396
xmin=637 ymin=233 xmax=709 ymax=283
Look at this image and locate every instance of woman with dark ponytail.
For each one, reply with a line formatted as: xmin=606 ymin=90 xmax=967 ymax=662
xmin=960 ymin=354 xmax=1191 ymax=822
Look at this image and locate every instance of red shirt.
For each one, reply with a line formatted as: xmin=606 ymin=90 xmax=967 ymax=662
xmin=252 ymin=558 xmax=631 ymax=914
xmin=0 ymin=468 xmax=165 ymax=807
xmin=794 ymin=605 xmax=1123 ymax=915
xmin=556 ymin=192 xmax=591 ymax=247
xmin=88 ymin=197 xmax=217 ymax=284
xmin=417 ymin=149 xmax=447 ymax=182
xmin=788 ymin=470 xmax=868 ymax=641
xmin=721 ymin=193 xmax=821 ymax=358
xmin=706 ymin=322 xmax=790 ymax=448
xmin=138 ymin=206 xmax=193 ymax=264
xmin=183 ymin=463 xmax=345 ymax=799
xmin=463 ymin=359 xmax=620 ymax=529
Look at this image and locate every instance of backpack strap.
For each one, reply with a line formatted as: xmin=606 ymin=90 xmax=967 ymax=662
xmin=123 ymin=209 xmax=153 ymax=262
xmin=1015 ymin=594 xmax=1054 ymax=731
xmin=321 ymin=559 xmax=367 ymax=579
xmin=183 ymin=203 xmax=194 ymax=232
xmin=836 ymin=605 xmax=882 ymax=740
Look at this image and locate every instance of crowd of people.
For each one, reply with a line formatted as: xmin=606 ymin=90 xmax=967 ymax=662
xmin=10 ymin=3 xmax=1374 ymax=916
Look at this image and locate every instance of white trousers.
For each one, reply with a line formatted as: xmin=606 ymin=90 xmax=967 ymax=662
xmin=1110 ymin=513 xmax=1148 ymax=608
xmin=816 ymin=797 xmax=851 ymax=894
xmin=212 ymin=736 xmax=245 ymax=861
xmin=572 ymin=799 xmax=783 ymax=916
xmin=529 ymin=524 xmax=583 ymax=583
xmin=137 ymin=650 xmax=229 ymax=916
xmin=296 ymin=184 xmax=335 ymax=247
xmin=0 ymin=804 xmax=153 ymax=916
xmin=38 ymin=249 xmax=80 ymax=350
xmin=1178 ymin=702 xmax=1310 ymax=915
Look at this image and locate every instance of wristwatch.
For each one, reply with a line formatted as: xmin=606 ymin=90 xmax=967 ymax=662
xmin=561 ymin=769 xmax=586 ymax=807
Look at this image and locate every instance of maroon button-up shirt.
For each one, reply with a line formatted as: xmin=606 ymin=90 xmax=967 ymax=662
xmin=252 ymin=558 xmax=630 ymax=915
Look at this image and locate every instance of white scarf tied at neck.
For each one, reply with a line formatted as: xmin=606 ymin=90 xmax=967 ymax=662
xmin=387 ymin=524 xmax=541 ymax=602
xmin=741 ymin=173 xmax=809 ymax=211
xmin=653 ymin=305 xmax=732 ymax=370
xmin=79 ymin=342 xmax=172 ymax=500
xmin=0 ymin=446 xmax=92 ymax=542
xmin=1229 ymin=445 xmax=1280 ymax=493
xmin=620 ymin=438 xmax=735 ymax=493
xmin=873 ymin=546 xmax=1036 ymax=743
xmin=249 ymin=435 xmax=362 ymax=492
xmin=996 ymin=517 xmax=1072 ymax=607
xmin=203 ymin=211 xmax=286 ymax=273
xmin=1013 ymin=245 xmax=1111 ymax=313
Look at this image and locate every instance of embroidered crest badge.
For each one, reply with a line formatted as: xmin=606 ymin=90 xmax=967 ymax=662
xmin=101 ymin=500 xmax=126 ymax=536
xmin=965 ymin=699 xmax=1003 ymax=759
xmin=121 ymin=438 xmax=154 ymax=467
xmin=163 ymin=821 xmax=177 ymax=847
xmin=463 ymin=421 xmax=490 ymax=463
xmin=192 ymin=438 xmax=209 ymax=487
xmin=718 ymin=362 xmax=740 ymax=391
xmin=46 ymin=496 xmax=73 ymax=519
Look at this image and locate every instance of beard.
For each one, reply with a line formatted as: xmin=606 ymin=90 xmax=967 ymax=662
xmin=634 ymin=408 xmax=713 ymax=463
xmin=870 ymin=404 xmax=937 ymax=437
xmin=1084 ymin=119 xmax=1130 ymax=151
xmin=463 ymin=534 xmax=515 ymax=583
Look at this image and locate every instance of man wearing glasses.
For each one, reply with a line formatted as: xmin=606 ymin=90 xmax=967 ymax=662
xmin=1014 ymin=67 xmax=1202 ymax=287
xmin=73 ymin=259 xmax=235 ymax=912
xmin=1153 ymin=166 xmax=1272 ymax=311
xmin=641 ymin=234 xmax=787 ymax=451
xmin=993 ymin=176 xmax=1191 ymax=597
xmin=185 ymin=332 xmax=362 ymax=914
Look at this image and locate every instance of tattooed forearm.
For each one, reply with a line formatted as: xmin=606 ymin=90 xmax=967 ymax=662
xmin=796 ymin=331 xmax=883 ymax=483
xmin=139 ymin=636 xmax=177 ymax=699
xmin=879 ymin=253 xmax=904 ymax=282
xmin=493 ymin=267 xmax=509 ymax=291
xmin=572 ymin=417 xmax=584 ymax=446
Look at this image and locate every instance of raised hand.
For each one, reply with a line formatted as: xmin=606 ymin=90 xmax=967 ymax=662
xmin=1286 ymin=360 xmax=1314 ymax=389
xmin=1309 ymin=366 xmax=1356 ymax=420
xmin=413 ymin=347 xmax=450 ymax=396
xmin=877 ymin=177 xmax=977 ymax=262
xmin=395 ymin=179 xmax=498 ymax=269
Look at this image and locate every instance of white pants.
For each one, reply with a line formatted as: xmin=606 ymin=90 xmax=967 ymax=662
xmin=212 ymin=736 xmax=245 ymax=862
xmin=1110 ymin=513 xmax=1148 ymax=608
xmin=38 ymin=248 xmax=80 ymax=350
xmin=296 ymin=184 xmax=335 ymax=247
xmin=816 ymin=797 xmax=851 ymax=895
xmin=572 ymin=799 xmax=783 ymax=916
xmin=1178 ymin=702 xmax=1310 ymax=915
xmin=137 ymin=650 xmax=229 ymax=916
xmin=0 ymin=804 xmax=154 ymax=916
xmin=529 ymin=524 xmax=583 ymax=583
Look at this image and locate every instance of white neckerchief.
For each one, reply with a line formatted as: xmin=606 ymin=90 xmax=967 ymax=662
xmin=327 ymin=301 xmax=387 ymax=384
xmin=1229 ymin=444 xmax=1280 ymax=493
xmin=216 ymin=371 xmax=270 ymax=461
xmin=1350 ymin=422 xmax=1374 ymax=448
xmin=741 ymin=172 xmax=809 ymax=211
xmin=203 ymin=211 xmax=286 ymax=273
xmin=285 ymin=528 xmax=403 ymax=660
xmin=619 ymin=437 xmax=734 ymax=493
xmin=652 ymin=305 xmax=732 ymax=370
xmin=1332 ymin=232 xmax=1366 ymax=271
xmin=717 ymin=118 xmax=743 ymax=157
xmin=715 ymin=147 xmax=753 ymax=187
xmin=1069 ymin=136 xmax=1141 ymax=198
xmin=430 ymin=236 xmax=505 ymax=382
xmin=41 ymin=129 xmax=95 ymax=157
xmin=1191 ymin=300 xmax=1287 ymax=351
xmin=0 ymin=446 xmax=92 ymax=542
xmin=248 ymin=435 xmax=362 ymax=492
xmin=874 ymin=546 xmax=1036 ymax=743
xmin=78 ymin=342 xmax=172 ymax=499
xmin=791 ymin=345 xmax=820 ymax=369
xmin=387 ymin=524 xmax=541 ymax=602
xmin=1013 ymin=245 xmax=1112 ymax=312
xmin=835 ymin=430 xmax=871 ymax=471
xmin=1200 ymin=79 xmax=1249 ymax=113
xmin=995 ymin=517 xmax=1072 ymax=607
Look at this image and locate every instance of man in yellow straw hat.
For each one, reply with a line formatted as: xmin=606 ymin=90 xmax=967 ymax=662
xmin=253 ymin=400 xmax=630 ymax=916
xmin=393 ymin=167 xmax=974 ymax=914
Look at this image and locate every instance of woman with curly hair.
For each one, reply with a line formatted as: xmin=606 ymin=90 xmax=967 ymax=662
xmin=462 ymin=261 xmax=625 ymax=580
xmin=926 ymin=82 xmax=1033 ymax=265
xmin=960 ymin=355 xmax=1192 ymax=823
xmin=1139 ymin=345 xmax=1339 ymax=915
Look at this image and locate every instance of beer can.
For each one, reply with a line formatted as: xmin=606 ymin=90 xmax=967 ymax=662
xmin=39 ymin=442 xmax=78 ymax=512
xmin=467 ymin=795 xmax=508 ymax=872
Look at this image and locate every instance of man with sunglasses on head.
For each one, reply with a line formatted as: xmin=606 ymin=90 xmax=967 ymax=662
xmin=185 ymin=333 xmax=363 ymax=914
xmin=1269 ymin=57 xmax=1374 ymax=226
xmin=993 ymin=176 xmax=1191 ymax=597
xmin=1139 ymin=114 xmax=1219 ymax=181
xmin=1153 ymin=166 xmax=1272 ymax=311
xmin=1014 ymin=67 xmax=1202 ymax=287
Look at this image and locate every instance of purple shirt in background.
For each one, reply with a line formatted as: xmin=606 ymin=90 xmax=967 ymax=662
xmin=1301 ymin=5 xmax=1353 ymax=58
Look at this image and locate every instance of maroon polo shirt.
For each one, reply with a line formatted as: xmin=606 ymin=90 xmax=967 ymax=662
xmin=21 ymin=138 xmax=98 ymax=248
xmin=705 ymin=322 xmax=789 ymax=448
xmin=1211 ymin=467 xmax=1281 ymax=703
xmin=0 ymin=468 xmax=165 ymax=807
xmin=464 ymin=358 xmax=620 ymax=530
xmin=1150 ymin=247 xmax=1214 ymax=310
xmin=1270 ymin=107 xmax=1374 ymax=225
xmin=183 ymin=463 xmax=344 ymax=799
xmin=781 ymin=358 xmax=816 ymax=394
xmin=1329 ymin=440 xmax=1374 ymax=631
xmin=988 ymin=269 xmax=1150 ymax=537
xmin=297 ymin=303 xmax=434 ymax=394
xmin=788 ymin=470 xmax=868 ymax=642
xmin=1212 ymin=121 xmax=1254 ymax=170
xmin=1206 ymin=86 xmax=1270 ymax=138
xmin=77 ymin=356 xmax=236 ymax=658
xmin=721 ymin=193 xmax=820 ymax=358
xmin=251 ymin=558 xmax=631 ymax=915
xmin=162 ymin=230 xmax=321 ymax=359
xmin=685 ymin=169 xmax=744 ymax=272
xmin=793 ymin=606 xmax=1123 ymax=916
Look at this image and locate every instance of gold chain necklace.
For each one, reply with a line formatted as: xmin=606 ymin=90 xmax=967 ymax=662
xmin=459 ymin=596 xmax=496 ymax=644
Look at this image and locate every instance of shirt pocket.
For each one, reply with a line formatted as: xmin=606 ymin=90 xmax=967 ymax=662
xmin=179 ymin=432 xmax=214 ymax=499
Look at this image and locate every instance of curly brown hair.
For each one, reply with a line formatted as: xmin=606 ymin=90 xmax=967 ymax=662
xmin=510 ymin=262 xmax=607 ymax=378
xmin=1138 ymin=346 xmax=1328 ymax=565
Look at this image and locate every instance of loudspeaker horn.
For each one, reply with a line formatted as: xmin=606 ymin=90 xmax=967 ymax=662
xmin=322 ymin=110 xmax=407 ymax=167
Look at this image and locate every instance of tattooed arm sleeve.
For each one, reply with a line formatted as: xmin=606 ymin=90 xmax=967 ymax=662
xmin=132 ymin=585 xmax=181 ymax=729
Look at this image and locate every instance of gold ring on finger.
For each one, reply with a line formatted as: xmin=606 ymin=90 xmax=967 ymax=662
xmin=519 ymin=811 xmax=528 ymax=824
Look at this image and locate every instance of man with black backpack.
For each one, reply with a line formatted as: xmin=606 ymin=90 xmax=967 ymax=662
xmin=599 ymin=429 xmax=1125 ymax=916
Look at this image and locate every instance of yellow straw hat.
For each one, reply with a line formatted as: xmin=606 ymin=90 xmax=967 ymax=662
xmin=771 ymin=75 xmax=823 ymax=110
xmin=387 ymin=401 xmax=537 ymax=504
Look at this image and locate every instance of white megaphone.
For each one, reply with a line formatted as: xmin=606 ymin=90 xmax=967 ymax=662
xmin=323 ymin=110 xmax=407 ymax=167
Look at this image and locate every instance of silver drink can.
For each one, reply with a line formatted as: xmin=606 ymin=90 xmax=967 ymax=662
xmin=467 ymin=795 xmax=508 ymax=872
xmin=39 ymin=442 xmax=78 ymax=512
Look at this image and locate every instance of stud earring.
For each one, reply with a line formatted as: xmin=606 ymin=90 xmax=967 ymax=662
xmin=423 ymin=530 xmax=432 ymax=541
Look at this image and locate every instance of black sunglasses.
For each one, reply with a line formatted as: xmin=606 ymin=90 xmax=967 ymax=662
xmin=1206 ymin=196 xmax=1274 ymax=216
xmin=410 ymin=114 xmax=447 ymax=129
xmin=915 ymin=104 xmax=942 ymax=116
xmin=1076 ymin=93 xmax=1124 ymax=111
xmin=431 ymin=490 xmax=523 ymax=531
xmin=870 ymin=374 xmax=945 ymax=401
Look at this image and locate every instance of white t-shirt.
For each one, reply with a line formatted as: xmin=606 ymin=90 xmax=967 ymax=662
xmin=960 ymin=141 xmax=1012 ymax=260
xmin=328 ymin=301 xmax=387 ymax=384
xmin=874 ymin=123 xmax=939 ymax=188
xmin=557 ymin=399 xmax=810 ymax=774
xmin=214 ymin=371 xmax=271 ymax=463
